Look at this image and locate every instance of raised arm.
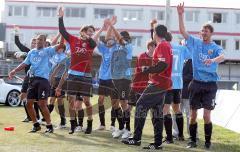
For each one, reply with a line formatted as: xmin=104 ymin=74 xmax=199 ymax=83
xmin=58 ymin=7 xmax=71 ymax=42
xmin=109 ymin=16 xmax=125 ymax=44
xmin=177 ymin=2 xmax=189 ymax=39
xmin=105 ymin=16 xmax=117 ymax=40
xmin=92 ymin=18 xmax=110 ymax=44
xmin=150 ymin=19 xmax=157 ymax=40
xmin=51 ymin=32 xmax=61 ymax=46
xmin=14 ymin=26 xmax=30 ymax=52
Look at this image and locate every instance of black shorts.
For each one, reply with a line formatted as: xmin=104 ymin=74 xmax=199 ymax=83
xmin=164 ymin=89 xmax=181 ymax=104
xmin=21 ymin=76 xmax=29 ymax=93
xmin=189 ymin=80 xmax=217 ymax=110
xmin=27 ymin=77 xmax=50 ymax=100
xmin=66 ymin=74 xmax=93 ymax=97
xmin=129 ymin=90 xmax=141 ymax=106
xmin=112 ymin=79 xmax=131 ymax=100
xmin=98 ymin=79 xmax=115 ymax=97
xmin=50 ymin=77 xmax=65 ymax=98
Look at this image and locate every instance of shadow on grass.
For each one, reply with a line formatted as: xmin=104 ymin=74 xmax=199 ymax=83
xmin=38 ymin=131 xmax=125 ymax=149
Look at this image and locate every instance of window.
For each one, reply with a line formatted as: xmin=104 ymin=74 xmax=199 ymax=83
xmin=132 ymin=36 xmax=142 ymax=47
xmin=185 ymin=11 xmax=199 ymax=22
xmin=213 ymin=40 xmax=226 ymax=49
xmin=210 ymin=13 xmax=227 ymax=23
xmin=236 ymin=14 xmax=240 ymax=24
xmin=235 ymin=40 xmax=240 ymax=50
xmin=65 ymin=7 xmax=85 ymax=18
xmin=8 ymin=5 xmax=28 ymax=17
xmin=123 ymin=9 xmax=143 ymax=21
xmin=37 ymin=7 xmax=57 ymax=17
xmin=94 ymin=8 xmax=114 ymax=19
xmin=151 ymin=10 xmax=164 ymax=20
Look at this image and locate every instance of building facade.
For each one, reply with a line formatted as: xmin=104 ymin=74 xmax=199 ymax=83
xmin=2 ymin=0 xmax=240 ymax=86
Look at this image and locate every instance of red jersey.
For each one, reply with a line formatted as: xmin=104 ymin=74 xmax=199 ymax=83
xmin=131 ymin=52 xmax=152 ymax=93
xmin=149 ymin=41 xmax=172 ymax=90
xmin=69 ymin=35 xmax=94 ymax=73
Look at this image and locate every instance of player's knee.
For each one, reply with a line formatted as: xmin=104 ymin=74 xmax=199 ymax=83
xmin=203 ymin=114 xmax=211 ymax=123
xmin=172 ymin=104 xmax=181 ymax=113
xmin=163 ymin=104 xmax=170 ymax=115
xmin=84 ymin=100 xmax=91 ymax=107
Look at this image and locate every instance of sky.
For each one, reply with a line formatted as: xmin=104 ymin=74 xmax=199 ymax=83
xmin=1 ymin=0 xmax=240 ymax=22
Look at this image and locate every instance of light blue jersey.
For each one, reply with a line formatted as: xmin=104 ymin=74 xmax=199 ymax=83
xmin=111 ymin=42 xmax=133 ymax=80
xmin=50 ymin=52 xmax=66 ymax=70
xmin=186 ymin=35 xmax=223 ymax=82
xmin=171 ymin=43 xmax=191 ymax=89
xmin=23 ymin=46 xmax=56 ymax=80
xmin=98 ymin=42 xmax=118 ymax=80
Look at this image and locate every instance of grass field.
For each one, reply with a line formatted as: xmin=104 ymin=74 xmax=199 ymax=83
xmin=0 ymin=96 xmax=239 ymax=152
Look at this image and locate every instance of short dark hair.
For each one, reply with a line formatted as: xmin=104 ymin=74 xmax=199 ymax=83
xmin=154 ymin=24 xmax=168 ymax=38
xmin=88 ymin=25 xmax=95 ymax=32
xmin=38 ymin=34 xmax=47 ymax=41
xmin=165 ymin=32 xmax=172 ymax=42
xmin=120 ymin=31 xmax=131 ymax=42
xmin=147 ymin=40 xmax=156 ymax=49
xmin=203 ymin=24 xmax=214 ymax=33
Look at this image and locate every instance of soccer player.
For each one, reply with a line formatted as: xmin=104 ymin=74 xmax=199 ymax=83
xmin=95 ymin=18 xmax=119 ymax=131
xmin=123 ymin=24 xmax=172 ymax=150
xmin=13 ymin=25 xmax=42 ymax=123
xmin=129 ymin=19 xmax=157 ymax=107
xmin=163 ymin=32 xmax=191 ymax=143
xmin=9 ymin=34 xmax=65 ymax=133
xmin=130 ymin=40 xmax=156 ymax=106
xmin=48 ymin=34 xmax=66 ymax=115
xmin=58 ymin=7 xmax=108 ymax=134
xmin=106 ymin=17 xmax=133 ymax=139
xmin=177 ymin=2 xmax=224 ymax=149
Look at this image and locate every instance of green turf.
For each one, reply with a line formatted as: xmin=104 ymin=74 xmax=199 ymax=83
xmin=0 ymin=95 xmax=239 ymax=152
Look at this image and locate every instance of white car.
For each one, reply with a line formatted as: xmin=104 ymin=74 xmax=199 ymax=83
xmin=0 ymin=75 xmax=23 ymax=107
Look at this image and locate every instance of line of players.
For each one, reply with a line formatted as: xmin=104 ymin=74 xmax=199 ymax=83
xmin=9 ymin=3 xmax=224 ymax=150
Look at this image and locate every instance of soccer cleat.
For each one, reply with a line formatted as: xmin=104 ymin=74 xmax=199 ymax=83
xmin=96 ymin=125 xmax=106 ymax=131
xmin=109 ymin=126 xmax=115 ymax=132
xmin=186 ymin=141 xmax=197 ymax=148
xmin=205 ymin=142 xmax=211 ymax=149
xmin=55 ymin=124 xmax=66 ymax=130
xmin=112 ymin=129 xmax=124 ymax=138
xmin=45 ymin=125 xmax=54 ymax=133
xmin=143 ymin=143 xmax=163 ymax=150
xmin=22 ymin=117 xmax=31 ymax=122
xmin=177 ymin=136 xmax=185 ymax=141
xmin=121 ymin=129 xmax=132 ymax=139
xmin=75 ymin=126 xmax=83 ymax=132
xmin=122 ymin=137 xmax=141 ymax=146
xmin=173 ymin=135 xmax=185 ymax=141
xmin=163 ymin=137 xmax=174 ymax=144
xmin=29 ymin=123 xmax=41 ymax=133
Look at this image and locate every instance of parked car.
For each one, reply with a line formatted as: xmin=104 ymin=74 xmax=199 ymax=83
xmin=0 ymin=75 xmax=23 ymax=107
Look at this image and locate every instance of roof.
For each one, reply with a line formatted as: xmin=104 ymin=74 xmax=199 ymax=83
xmin=5 ymin=0 xmax=240 ymax=10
